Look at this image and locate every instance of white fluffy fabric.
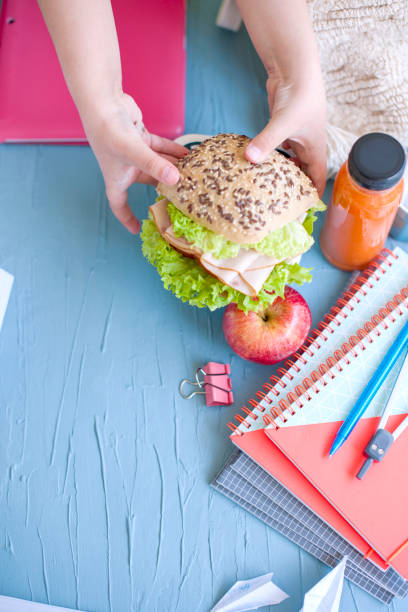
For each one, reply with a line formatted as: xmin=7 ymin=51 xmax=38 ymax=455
xmin=307 ymin=0 xmax=408 ymax=176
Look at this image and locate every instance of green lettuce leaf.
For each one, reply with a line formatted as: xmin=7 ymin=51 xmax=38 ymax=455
xmin=167 ymin=200 xmax=315 ymax=261
xmin=302 ymin=200 xmax=327 ymax=235
xmin=141 ymin=218 xmax=311 ymax=313
xmin=167 ymin=201 xmax=242 ymax=259
xmin=251 ymin=220 xmax=313 ymax=260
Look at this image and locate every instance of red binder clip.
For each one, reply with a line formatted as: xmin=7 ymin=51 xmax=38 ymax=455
xmin=179 ymin=362 xmax=233 ymax=406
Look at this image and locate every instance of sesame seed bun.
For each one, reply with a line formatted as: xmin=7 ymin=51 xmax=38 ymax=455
xmin=157 ymin=133 xmax=319 ymax=244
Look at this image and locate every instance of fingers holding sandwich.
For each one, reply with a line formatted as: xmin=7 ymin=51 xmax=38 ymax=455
xmin=287 ymin=138 xmax=327 ymax=199
xmin=245 ymin=79 xmax=327 ymax=197
xmin=144 ymin=133 xmax=325 ymax=313
xmin=99 ymin=137 xmax=183 ymax=235
xmin=82 ymin=92 xmax=188 ymax=233
xmin=103 ymin=138 xmax=185 ymax=235
xmin=106 ymin=176 xmax=141 ymax=235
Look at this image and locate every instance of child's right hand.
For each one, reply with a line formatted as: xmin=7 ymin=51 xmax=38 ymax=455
xmin=37 ymin=0 xmax=188 ymax=234
xmin=82 ymin=92 xmax=187 ymax=234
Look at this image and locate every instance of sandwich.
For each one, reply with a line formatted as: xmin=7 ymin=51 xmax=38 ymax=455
xmin=141 ymin=133 xmax=325 ymax=312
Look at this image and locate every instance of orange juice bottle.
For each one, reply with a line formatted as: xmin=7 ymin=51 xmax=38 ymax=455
xmin=320 ymin=133 xmax=406 ymax=270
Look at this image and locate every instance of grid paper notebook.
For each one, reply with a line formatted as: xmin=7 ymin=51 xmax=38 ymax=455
xmin=230 ymin=453 xmax=408 ymax=597
xmin=212 ymin=451 xmax=408 ymax=604
xmin=212 ymin=451 xmax=405 ymax=604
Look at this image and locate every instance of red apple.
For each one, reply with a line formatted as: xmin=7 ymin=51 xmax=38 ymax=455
xmin=222 ymin=287 xmax=311 ymax=364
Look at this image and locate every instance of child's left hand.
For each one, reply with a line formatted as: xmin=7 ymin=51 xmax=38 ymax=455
xmin=246 ymin=73 xmax=326 ymax=197
xmin=237 ymin=0 xmax=327 ymax=197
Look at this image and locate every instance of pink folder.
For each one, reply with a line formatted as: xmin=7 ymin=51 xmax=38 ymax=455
xmin=0 ymin=0 xmax=186 ymax=142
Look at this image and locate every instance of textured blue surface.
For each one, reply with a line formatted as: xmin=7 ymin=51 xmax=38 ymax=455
xmin=0 ymin=2 xmax=407 ymax=611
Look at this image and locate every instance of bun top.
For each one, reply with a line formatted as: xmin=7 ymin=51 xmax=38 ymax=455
xmin=157 ymin=133 xmax=319 ymax=244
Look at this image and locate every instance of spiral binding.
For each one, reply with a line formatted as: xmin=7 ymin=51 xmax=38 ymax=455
xmin=228 ymin=249 xmax=408 ymax=434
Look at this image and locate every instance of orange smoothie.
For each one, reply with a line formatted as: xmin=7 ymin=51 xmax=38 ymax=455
xmin=320 ymin=133 xmax=406 ymax=271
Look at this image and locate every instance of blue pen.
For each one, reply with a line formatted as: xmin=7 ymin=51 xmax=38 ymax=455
xmin=330 ymin=319 xmax=408 ymax=456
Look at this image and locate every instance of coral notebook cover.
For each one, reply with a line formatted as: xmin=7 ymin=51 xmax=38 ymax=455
xmin=0 ymin=0 xmax=185 ymax=142
xmin=264 ymin=328 xmax=408 ymax=579
xmin=232 ymin=429 xmax=388 ymax=570
xmin=229 ymin=247 xmax=408 ymax=577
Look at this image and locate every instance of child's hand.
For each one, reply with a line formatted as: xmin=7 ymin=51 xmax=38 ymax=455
xmin=37 ymin=0 xmax=187 ymax=233
xmin=246 ymin=74 xmax=326 ymax=196
xmin=237 ymin=0 xmax=327 ymax=196
xmin=83 ymin=93 xmax=187 ymax=234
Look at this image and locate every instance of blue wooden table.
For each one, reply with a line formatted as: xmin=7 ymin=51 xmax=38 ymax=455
xmin=0 ymin=2 xmax=406 ymax=611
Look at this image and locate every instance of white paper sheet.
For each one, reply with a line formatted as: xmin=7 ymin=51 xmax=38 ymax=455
xmin=0 ymin=268 xmax=13 ymax=331
xmin=300 ymin=558 xmax=347 ymax=612
xmin=210 ymin=572 xmax=289 ymax=612
xmin=0 ymin=596 xmax=84 ymax=612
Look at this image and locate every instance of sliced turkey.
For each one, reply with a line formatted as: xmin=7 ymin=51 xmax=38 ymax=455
xmin=200 ymin=251 xmax=279 ymax=297
xmin=150 ymin=199 xmax=200 ymax=256
xmin=150 ymin=198 xmax=171 ymax=234
xmin=149 ymin=199 xmax=288 ymax=298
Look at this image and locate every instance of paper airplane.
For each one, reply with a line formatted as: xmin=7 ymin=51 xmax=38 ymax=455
xmin=210 ymin=572 xmax=289 ymax=612
xmin=300 ymin=558 xmax=347 ymax=612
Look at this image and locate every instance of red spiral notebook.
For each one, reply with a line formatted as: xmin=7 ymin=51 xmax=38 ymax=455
xmin=229 ymin=247 xmax=408 ymax=578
